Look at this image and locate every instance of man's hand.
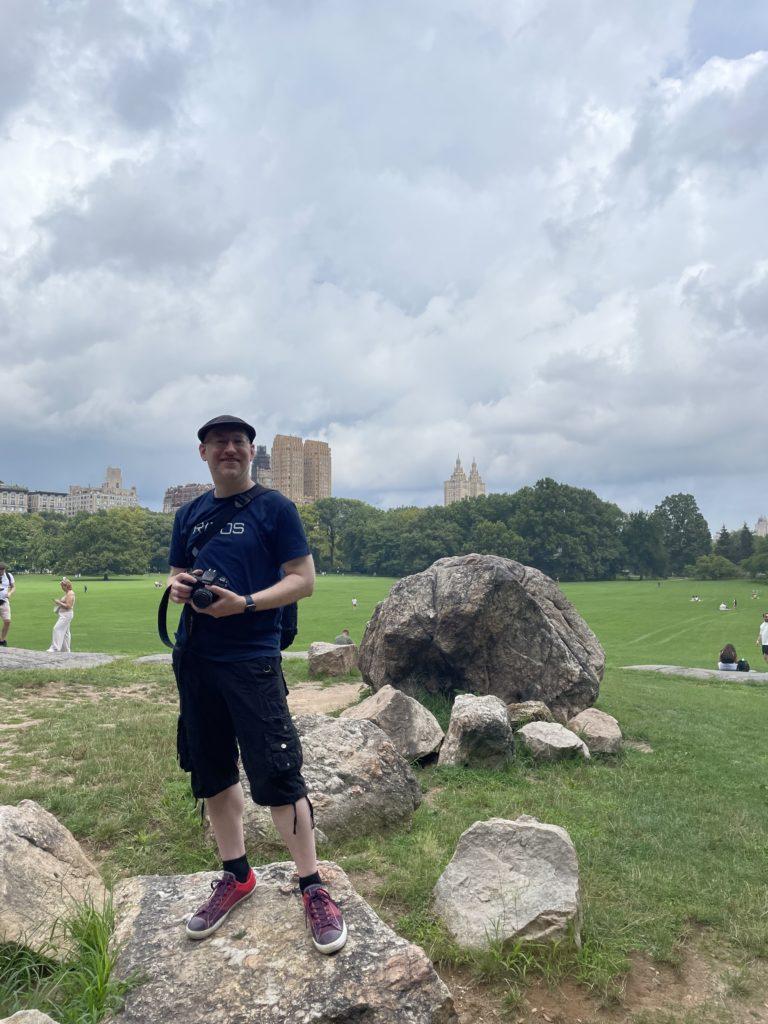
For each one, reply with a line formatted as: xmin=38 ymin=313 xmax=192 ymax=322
xmin=169 ymin=571 xmax=198 ymax=605
xmin=194 ymin=586 xmax=248 ymax=618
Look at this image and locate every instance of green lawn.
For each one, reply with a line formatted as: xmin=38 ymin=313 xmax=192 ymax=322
xmin=4 ymin=572 xmax=765 ymax=671
xmin=2 ymin=574 xmax=397 ymax=656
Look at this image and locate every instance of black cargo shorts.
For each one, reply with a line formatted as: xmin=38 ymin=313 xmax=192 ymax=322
xmin=172 ymin=649 xmax=308 ymax=807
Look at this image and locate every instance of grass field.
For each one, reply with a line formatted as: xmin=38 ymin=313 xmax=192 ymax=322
xmin=1 ymin=574 xmax=767 ymax=1022
xmin=2 ymin=572 xmax=766 ymax=669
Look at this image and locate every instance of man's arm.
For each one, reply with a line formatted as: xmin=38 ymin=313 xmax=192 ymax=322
xmin=196 ymin=554 xmax=315 ymax=619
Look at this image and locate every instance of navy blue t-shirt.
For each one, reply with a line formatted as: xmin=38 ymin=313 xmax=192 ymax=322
xmin=168 ymin=487 xmax=310 ymax=661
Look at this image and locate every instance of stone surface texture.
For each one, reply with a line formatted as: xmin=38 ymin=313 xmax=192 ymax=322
xmin=433 ymin=816 xmax=581 ymax=950
xmin=241 ymin=714 xmax=422 ymax=845
xmin=517 ymin=721 xmax=590 ymax=761
xmin=437 ymin=694 xmax=514 ymax=769
xmin=624 ymin=664 xmax=768 ymax=682
xmin=308 ymin=641 xmax=358 ymax=677
xmin=0 ymin=801 xmax=106 ymax=958
xmin=0 ymin=648 xmax=115 ymax=671
xmin=341 ymin=684 xmax=444 ymax=761
xmin=568 ymin=708 xmax=622 ymax=754
xmin=111 ymin=861 xmax=457 ymax=1024
xmin=0 ymin=1013 xmax=62 ymax=1024
xmin=506 ymin=700 xmax=554 ymax=728
xmin=359 ymin=554 xmax=603 ymax=719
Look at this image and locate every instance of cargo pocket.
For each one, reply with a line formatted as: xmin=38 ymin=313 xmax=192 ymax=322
xmin=266 ymin=719 xmax=303 ymax=775
xmin=176 ymin=715 xmax=193 ymax=772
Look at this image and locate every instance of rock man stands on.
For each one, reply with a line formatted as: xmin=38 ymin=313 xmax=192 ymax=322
xmin=168 ymin=415 xmax=346 ymax=954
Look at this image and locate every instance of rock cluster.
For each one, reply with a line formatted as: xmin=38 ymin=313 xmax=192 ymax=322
xmin=359 ymin=554 xmax=604 ymax=720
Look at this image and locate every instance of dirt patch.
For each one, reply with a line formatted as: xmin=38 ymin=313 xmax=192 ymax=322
xmin=287 ymin=681 xmax=366 ymax=716
xmin=439 ymin=945 xmax=768 ymax=1024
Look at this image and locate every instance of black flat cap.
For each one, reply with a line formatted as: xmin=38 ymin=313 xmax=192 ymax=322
xmin=197 ymin=415 xmax=256 ymax=443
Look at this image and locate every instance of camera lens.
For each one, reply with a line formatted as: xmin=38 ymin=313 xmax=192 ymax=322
xmin=191 ymin=588 xmax=215 ymax=609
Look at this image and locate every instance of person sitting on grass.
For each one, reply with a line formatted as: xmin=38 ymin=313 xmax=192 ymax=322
xmin=718 ymin=644 xmax=749 ymax=672
xmin=333 ymin=628 xmax=354 ymax=646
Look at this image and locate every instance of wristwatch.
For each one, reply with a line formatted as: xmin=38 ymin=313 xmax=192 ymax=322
xmin=243 ymin=594 xmax=257 ymax=613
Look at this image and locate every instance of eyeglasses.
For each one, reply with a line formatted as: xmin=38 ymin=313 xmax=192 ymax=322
xmin=205 ymin=439 xmax=251 ymax=449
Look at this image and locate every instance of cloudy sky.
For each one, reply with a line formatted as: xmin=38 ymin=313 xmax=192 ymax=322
xmin=2 ymin=0 xmax=767 ymax=530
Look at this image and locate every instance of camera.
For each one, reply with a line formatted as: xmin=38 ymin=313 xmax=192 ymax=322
xmin=188 ymin=568 xmax=230 ymax=609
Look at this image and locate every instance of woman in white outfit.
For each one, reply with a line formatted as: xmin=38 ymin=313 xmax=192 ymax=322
xmin=48 ymin=578 xmax=75 ymax=652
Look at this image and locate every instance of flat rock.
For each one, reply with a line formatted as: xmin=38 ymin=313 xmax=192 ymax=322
xmin=0 ymin=1013 xmax=62 ymax=1024
xmin=517 ymin=721 xmax=590 ymax=761
xmin=111 ymin=861 xmax=457 ymax=1024
xmin=308 ymin=641 xmax=358 ymax=677
xmin=506 ymin=700 xmax=554 ymax=728
xmin=133 ymin=653 xmax=172 ymax=663
xmin=359 ymin=554 xmax=604 ymax=720
xmin=623 ymin=664 xmax=768 ymax=682
xmin=438 ymin=694 xmax=514 ymax=769
xmin=341 ymin=684 xmax=444 ymax=761
xmin=0 ymin=801 xmax=106 ymax=959
xmin=0 ymin=648 xmax=116 ymax=671
xmin=568 ymin=708 xmax=622 ymax=755
xmin=433 ymin=816 xmax=581 ymax=949
xmin=241 ymin=714 xmax=422 ymax=845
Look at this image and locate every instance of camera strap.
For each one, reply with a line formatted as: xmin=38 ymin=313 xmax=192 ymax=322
xmin=158 ymin=483 xmax=269 ymax=649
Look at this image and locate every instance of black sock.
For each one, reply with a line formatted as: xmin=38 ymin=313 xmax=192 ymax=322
xmin=299 ymin=871 xmax=322 ymax=893
xmin=223 ymin=854 xmax=250 ymax=884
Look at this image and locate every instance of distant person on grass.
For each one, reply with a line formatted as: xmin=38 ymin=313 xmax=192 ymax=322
xmin=757 ymin=611 xmax=768 ymax=665
xmin=333 ymin=628 xmax=354 ymax=646
xmin=717 ymin=644 xmax=749 ymax=672
xmin=48 ymin=578 xmax=75 ymax=652
xmin=167 ymin=415 xmax=346 ymax=954
xmin=0 ymin=563 xmax=15 ymax=647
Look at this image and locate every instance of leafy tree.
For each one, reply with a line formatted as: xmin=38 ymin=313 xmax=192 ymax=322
xmin=685 ymin=554 xmax=741 ymax=580
xmin=735 ymin=522 xmax=755 ymax=563
xmin=620 ymin=511 xmax=668 ymax=578
xmin=314 ymin=498 xmax=372 ymax=570
xmin=713 ymin=526 xmax=736 ymax=562
xmin=651 ymin=493 xmax=711 ymax=574
xmin=64 ymin=509 xmax=151 ymax=575
xmin=470 ymin=520 xmax=527 ymax=561
xmin=742 ymin=537 xmax=768 ymax=578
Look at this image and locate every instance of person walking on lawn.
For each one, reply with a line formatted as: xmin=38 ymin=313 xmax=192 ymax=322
xmin=757 ymin=611 xmax=768 ymax=666
xmin=167 ymin=415 xmax=346 ymax=954
xmin=0 ymin=564 xmax=15 ymax=647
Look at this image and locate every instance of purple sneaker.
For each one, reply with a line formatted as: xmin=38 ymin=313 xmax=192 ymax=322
xmin=185 ymin=869 xmax=256 ymax=940
xmin=302 ymin=884 xmax=347 ymax=954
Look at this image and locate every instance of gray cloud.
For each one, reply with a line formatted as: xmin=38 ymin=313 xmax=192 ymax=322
xmin=1 ymin=0 xmax=767 ymax=532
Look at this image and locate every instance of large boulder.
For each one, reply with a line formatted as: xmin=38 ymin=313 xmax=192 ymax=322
xmin=358 ymin=554 xmax=603 ymax=720
xmin=308 ymin=641 xmax=358 ymax=677
xmin=341 ymin=684 xmax=444 ymax=761
xmin=517 ymin=721 xmax=590 ymax=761
xmin=0 ymin=801 xmax=106 ymax=959
xmin=111 ymin=861 xmax=458 ymax=1024
xmin=433 ymin=816 xmax=581 ymax=949
xmin=568 ymin=708 xmax=622 ymax=755
xmin=437 ymin=695 xmax=514 ymax=769
xmin=241 ymin=714 xmax=422 ymax=845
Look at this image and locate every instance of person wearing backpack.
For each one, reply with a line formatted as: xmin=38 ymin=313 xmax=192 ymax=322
xmin=167 ymin=415 xmax=346 ymax=954
xmin=0 ymin=563 xmax=15 ymax=647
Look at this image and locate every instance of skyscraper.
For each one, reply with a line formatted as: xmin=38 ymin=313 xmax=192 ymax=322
xmin=251 ymin=445 xmax=272 ymax=488
xmin=303 ymin=440 xmax=332 ymax=502
xmin=271 ymin=435 xmax=305 ymax=502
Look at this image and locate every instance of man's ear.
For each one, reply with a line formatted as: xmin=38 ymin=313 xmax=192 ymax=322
xmin=199 ymin=443 xmax=208 ymax=462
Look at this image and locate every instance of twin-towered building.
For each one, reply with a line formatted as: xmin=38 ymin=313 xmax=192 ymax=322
xmin=444 ymin=455 xmax=486 ymax=505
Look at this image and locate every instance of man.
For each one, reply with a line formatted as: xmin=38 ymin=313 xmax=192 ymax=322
xmin=0 ymin=563 xmax=15 ymax=647
xmin=757 ymin=611 xmax=768 ymax=665
xmin=168 ymin=415 xmax=346 ymax=953
xmin=333 ymin=628 xmax=354 ymax=646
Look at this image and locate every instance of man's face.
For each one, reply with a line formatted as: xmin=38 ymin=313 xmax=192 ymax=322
xmin=199 ymin=429 xmax=254 ymax=482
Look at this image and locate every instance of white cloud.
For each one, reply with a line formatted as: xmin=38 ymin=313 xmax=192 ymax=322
xmin=1 ymin=0 xmax=767 ymax=529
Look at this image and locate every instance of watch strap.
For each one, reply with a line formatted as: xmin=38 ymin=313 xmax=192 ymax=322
xmin=243 ymin=593 xmax=256 ymax=613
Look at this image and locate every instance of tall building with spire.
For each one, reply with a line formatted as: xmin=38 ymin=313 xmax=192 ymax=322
xmin=444 ymin=455 xmax=486 ymax=505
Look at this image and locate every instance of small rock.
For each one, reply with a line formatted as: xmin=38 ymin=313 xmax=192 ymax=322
xmin=341 ymin=684 xmax=444 ymax=761
xmin=438 ymin=694 xmax=514 ymax=769
xmin=568 ymin=708 xmax=622 ymax=755
xmin=0 ymin=1013 xmax=63 ymax=1024
xmin=307 ymin=641 xmax=357 ymax=678
xmin=506 ymin=700 xmax=553 ymax=728
xmin=517 ymin=721 xmax=590 ymax=761
xmin=433 ymin=816 xmax=581 ymax=949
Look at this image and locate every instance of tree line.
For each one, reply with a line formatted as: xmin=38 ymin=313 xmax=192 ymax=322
xmin=0 ymin=480 xmax=766 ymax=581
